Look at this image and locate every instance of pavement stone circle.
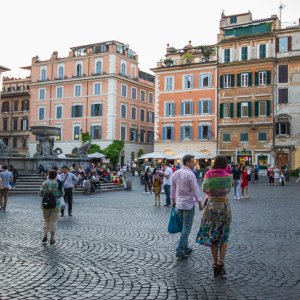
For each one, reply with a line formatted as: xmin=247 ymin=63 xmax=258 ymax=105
xmin=0 ymin=175 xmax=300 ymax=299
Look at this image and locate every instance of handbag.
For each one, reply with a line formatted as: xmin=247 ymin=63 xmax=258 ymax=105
xmin=168 ymin=207 xmax=182 ymax=234
xmin=60 ymin=197 xmax=65 ymax=210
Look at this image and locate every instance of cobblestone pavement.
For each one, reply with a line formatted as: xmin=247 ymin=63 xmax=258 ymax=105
xmin=0 ymin=176 xmax=299 ymax=300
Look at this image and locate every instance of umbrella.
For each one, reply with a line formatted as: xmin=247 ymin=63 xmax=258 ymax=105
xmin=138 ymin=152 xmax=171 ymax=160
xmin=87 ymin=152 xmax=106 ymax=159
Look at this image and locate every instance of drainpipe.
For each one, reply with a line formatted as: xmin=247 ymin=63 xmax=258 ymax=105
xmin=272 ymin=34 xmax=277 ymax=166
xmin=216 ymin=45 xmax=219 ymax=156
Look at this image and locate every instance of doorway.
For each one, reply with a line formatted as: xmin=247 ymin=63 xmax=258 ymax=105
xmin=277 ymin=153 xmax=288 ymax=168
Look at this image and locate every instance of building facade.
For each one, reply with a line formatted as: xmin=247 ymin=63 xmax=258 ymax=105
xmin=0 ymin=77 xmax=30 ymax=154
xmin=217 ymin=12 xmax=280 ymax=169
xmin=274 ymin=25 xmax=300 ymax=169
xmin=151 ymin=42 xmax=218 ymax=158
xmin=29 ymin=41 xmax=155 ymax=163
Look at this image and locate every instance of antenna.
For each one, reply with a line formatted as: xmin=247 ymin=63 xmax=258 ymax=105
xmin=279 ymin=2 xmax=286 ymax=28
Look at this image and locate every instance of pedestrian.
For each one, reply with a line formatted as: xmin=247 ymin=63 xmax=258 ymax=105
xmin=241 ymin=165 xmax=250 ymax=198
xmin=267 ymin=165 xmax=274 ymax=186
xmin=60 ymin=166 xmax=78 ymax=217
xmin=40 ymin=169 xmax=63 ymax=245
xmin=143 ymin=167 xmax=152 ymax=194
xmin=274 ymin=166 xmax=280 ymax=186
xmin=9 ymin=165 xmax=18 ymax=188
xmin=0 ymin=165 xmax=13 ymax=212
xmin=171 ymin=154 xmax=202 ymax=259
xmin=296 ymin=168 xmax=300 ymax=183
xmin=280 ymin=170 xmax=285 ymax=186
xmin=196 ymin=155 xmax=232 ymax=277
xmin=163 ymin=164 xmax=173 ymax=206
xmin=152 ymin=168 xmax=162 ymax=206
xmin=230 ymin=164 xmax=242 ymax=200
xmin=254 ymin=164 xmax=259 ymax=182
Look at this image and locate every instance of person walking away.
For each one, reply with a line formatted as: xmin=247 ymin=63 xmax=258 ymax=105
xmin=152 ymin=168 xmax=162 ymax=206
xmin=254 ymin=164 xmax=259 ymax=182
xmin=40 ymin=169 xmax=63 ymax=244
xmin=241 ymin=165 xmax=250 ymax=198
xmin=0 ymin=165 xmax=13 ymax=211
xmin=171 ymin=154 xmax=203 ymax=259
xmin=143 ymin=167 xmax=152 ymax=194
xmin=196 ymin=155 xmax=232 ymax=277
xmin=163 ymin=164 xmax=173 ymax=206
xmin=60 ymin=166 xmax=78 ymax=217
xmin=280 ymin=170 xmax=285 ymax=186
xmin=9 ymin=165 xmax=18 ymax=188
xmin=230 ymin=164 xmax=242 ymax=200
xmin=274 ymin=166 xmax=280 ymax=186
xmin=267 ymin=166 xmax=274 ymax=186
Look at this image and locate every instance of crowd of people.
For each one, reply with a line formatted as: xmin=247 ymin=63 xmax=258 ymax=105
xmin=266 ymin=164 xmax=289 ymax=186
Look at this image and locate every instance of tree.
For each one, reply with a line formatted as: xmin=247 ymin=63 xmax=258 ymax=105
xmin=81 ymin=132 xmax=91 ymax=144
xmin=137 ymin=149 xmax=144 ymax=158
xmin=88 ymin=144 xmax=101 ymax=154
xmin=102 ymin=140 xmax=124 ymax=168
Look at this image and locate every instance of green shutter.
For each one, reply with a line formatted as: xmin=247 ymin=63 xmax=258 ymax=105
xmin=220 ymin=75 xmax=224 ymax=88
xmin=237 ymin=74 xmax=241 ymax=87
xmin=248 ymin=102 xmax=252 ymax=117
xmin=248 ymin=73 xmax=253 ymax=86
xmin=220 ymin=103 xmax=224 ymax=118
xmin=230 ymin=103 xmax=234 ymax=118
xmin=255 ymin=101 xmax=259 ymax=117
xmin=255 ymin=72 xmax=259 ymax=85
xmin=237 ymin=102 xmax=241 ymax=117
xmin=230 ymin=74 xmax=235 ymax=87
xmin=267 ymin=71 xmax=271 ymax=85
xmin=266 ymin=100 xmax=271 ymax=116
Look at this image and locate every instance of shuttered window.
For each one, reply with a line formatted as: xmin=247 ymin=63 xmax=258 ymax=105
xmin=278 ymin=88 xmax=288 ymax=104
xmin=278 ymin=65 xmax=288 ymax=83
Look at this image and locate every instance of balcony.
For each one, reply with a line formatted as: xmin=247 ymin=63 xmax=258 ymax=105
xmin=91 ymin=71 xmax=107 ymax=76
xmin=54 ymin=76 xmax=68 ymax=80
xmin=1 ymin=87 xmax=29 ymax=95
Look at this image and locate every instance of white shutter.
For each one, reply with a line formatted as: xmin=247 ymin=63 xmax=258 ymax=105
xmin=230 ymin=48 xmax=233 ymax=62
xmin=265 ymin=43 xmax=269 ymax=58
xmin=257 ymin=45 xmax=260 ymax=59
xmin=248 ymin=46 xmax=251 ymax=60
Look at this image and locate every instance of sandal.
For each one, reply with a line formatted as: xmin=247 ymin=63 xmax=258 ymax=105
xmin=218 ymin=262 xmax=226 ymax=276
xmin=213 ymin=263 xmax=220 ymax=277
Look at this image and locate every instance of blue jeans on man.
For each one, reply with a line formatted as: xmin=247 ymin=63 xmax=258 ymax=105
xmin=233 ymin=179 xmax=241 ymax=199
xmin=164 ymin=184 xmax=171 ymax=205
xmin=176 ymin=206 xmax=195 ymax=257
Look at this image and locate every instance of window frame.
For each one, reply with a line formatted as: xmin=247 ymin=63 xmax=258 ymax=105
xmin=165 ymin=76 xmax=174 ymax=91
xmin=140 ymin=90 xmax=146 ymax=101
xmin=222 ymin=133 xmax=231 ymax=143
xmin=121 ymin=84 xmax=128 ymax=97
xmin=183 ymin=74 xmax=193 ymax=89
xmin=93 ymin=82 xmax=102 ymax=96
xmin=74 ymin=84 xmax=82 ymax=97
xmin=258 ymin=101 xmax=267 ymax=117
xmin=55 ymin=105 xmax=63 ymax=119
xmin=73 ymin=125 xmax=81 ymax=140
xmin=56 ymin=86 xmax=63 ymax=98
xmin=279 ymin=37 xmax=288 ymax=53
xmin=131 ymin=106 xmax=137 ymax=120
xmin=241 ymin=102 xmax=249 ymax=117
xmin=71 ymin=104 xmax=83 ymax=118
xmin=258 ymin=132 xmax=267 ymax=142
xmin=38 ymin=107 xmax=45 ymax=120
xmin=259 ymin=71 xmax=267 ymax=85
xmin=223 ymin=103 xmax=231 ymax=118
xmin=241 ymin=73 xmax=249 ymax=87
xmin=121 ymin=104 xmax=127 ymax=118
xmin=240 ymin=132 xmax=249 ymax=142
xmin=91 ymin=103 xmax=103 ymax=117
xmin=39 ymin=88 xmax=46 ymax=100
xmin=131 ymin=87 xmax=137 ymax=100
xmin=199 ymin=73 xmax=212 ymax=88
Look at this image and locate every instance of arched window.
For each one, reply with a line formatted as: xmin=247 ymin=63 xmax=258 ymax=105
xmin=76 ymin=63 xmax=82 ymax=76
xmin=121 ymin=63 xmax=126 ymax=76
xmin=41 ymin=68 xmax=46 ymax=81
xmin=95 ymin=61 xmax=102 ymax=74
xmin=58 ymin=66 xmax=64 ymax=79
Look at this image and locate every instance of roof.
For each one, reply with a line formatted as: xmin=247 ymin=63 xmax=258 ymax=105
xmin=0 ymin=65 xmax=10 ymax=72
xmin=70 ymin=40 xmax=126 ymax=50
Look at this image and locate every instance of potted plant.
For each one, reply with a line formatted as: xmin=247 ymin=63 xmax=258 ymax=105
xmin=182 ymin=52 xmax=192 ymax=64
xmin=163 ymin=58 xmax=174 ymax=67
xmin=197 ymin=45 xmax=215 ymax=61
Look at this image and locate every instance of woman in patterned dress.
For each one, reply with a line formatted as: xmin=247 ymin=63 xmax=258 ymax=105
xmin=196 ymin=155 xmax=232 ymax=276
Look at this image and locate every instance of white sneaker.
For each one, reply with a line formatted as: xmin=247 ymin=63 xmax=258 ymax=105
xmin=238 ymin=198 xmax=241 ymax=200
xmin=234 ymin=196 xmax=237 ymax=199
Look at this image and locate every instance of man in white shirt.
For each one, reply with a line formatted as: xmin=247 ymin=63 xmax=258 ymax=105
xmin=163 ymin=164 xmax=173 ymax=206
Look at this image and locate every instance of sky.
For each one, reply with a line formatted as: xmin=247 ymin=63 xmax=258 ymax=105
xmin=1 ymin=0 xmax=299 ymax=77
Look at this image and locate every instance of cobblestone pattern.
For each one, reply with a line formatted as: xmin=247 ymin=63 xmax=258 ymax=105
xmin=0 ymin=176 xmax=299 ymax=299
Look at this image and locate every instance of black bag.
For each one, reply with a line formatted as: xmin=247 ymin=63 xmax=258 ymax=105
xmin=42 ymin=191 xmax=56 ymax=209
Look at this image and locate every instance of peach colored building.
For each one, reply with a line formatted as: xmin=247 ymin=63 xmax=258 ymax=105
xmin=0 ymin=77 xmax=30 ymax=154
xmin=151 ymin=42 xmax=217 ymax=158
xmin=29 ymin=41 xmax=155 ymax=164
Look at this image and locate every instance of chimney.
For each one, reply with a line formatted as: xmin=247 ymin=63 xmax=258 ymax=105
xmin=51 ymin=51 xmax=58 ymax=61
xmin=68 ymin=50 xmax=75 ymax=58
xmin=32 ymin=55 xmax=39 ymax=64
xmin=86 ymin=48 xmax=93 ymax=55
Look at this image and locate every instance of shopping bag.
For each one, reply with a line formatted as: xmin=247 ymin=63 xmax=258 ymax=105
xmin=168 ymin=207 xmax=182 ymax=234
xmin=60 ymin=197 xmax=65 ymax=210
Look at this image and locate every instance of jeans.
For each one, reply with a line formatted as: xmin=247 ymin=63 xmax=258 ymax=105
xmin=164 ymin=184 xmax=171 ymax=205
xmin=61 ymin=187 xmax=73 ymax=215
xmin=176 ymin=206 xmax=195 ymax=255
xmin=233 ymin=179 xmax=241 ymax=198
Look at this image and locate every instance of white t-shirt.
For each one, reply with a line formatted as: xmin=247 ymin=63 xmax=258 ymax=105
xmin=163 ymin=167 xmax=173 ymax=186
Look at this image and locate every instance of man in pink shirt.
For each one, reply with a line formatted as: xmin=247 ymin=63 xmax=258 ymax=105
xmin=171 ymin=154 xmax=203 ymax=259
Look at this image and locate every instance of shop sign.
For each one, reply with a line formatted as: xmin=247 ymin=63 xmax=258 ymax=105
xmin=102 ymin=159 xmax=110 ymax=164
xmin=237 ymin=149 xmax=252 ymax=156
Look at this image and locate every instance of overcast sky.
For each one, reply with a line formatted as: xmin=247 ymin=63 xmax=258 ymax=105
xmin=1 ymin=0 xmax=299 ymax=77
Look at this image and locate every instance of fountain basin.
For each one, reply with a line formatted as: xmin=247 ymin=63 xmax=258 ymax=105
xmin=30 ymin=125 xmax=61 ymax=136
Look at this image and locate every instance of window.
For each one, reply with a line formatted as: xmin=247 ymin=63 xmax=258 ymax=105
xmin=95 ymin=60 xmax=102 ymax=74
xmin=58 ymin=65 xmax=64 ymax=79
xmin=13 ymin=118 xmax=18 ymax=130
xmin=121 ymin=104 xmax=127 ymax=118
xmin=241 ymin=103 xmax=248 ymax=117
xmin=121 ymin=62 xmax=126 ymax=76
xmin=21 ymin=118 xmax=28 ymax=130
xmin=56 ymin=106 xmax=63 ymax=119
xmin=39 ymin=88 xmax=46 ymax=100
xmin=140 ymin=130 xmax=145 ymax=143
xmin=141 ymin=90 xmax=146 ymax=101
xmin=22 ymin=100 xmax=29 ymax=111
xmin=74 ymin=85 xmax=81 ymax=97
xmin=149 ymin=93 xmax=154 ymax=103
xmin=241 ymin=73 xmax=249 ymax=87
xmin=71 ymin=105 xmax=83 ymax=118
xmin=162 ymin=126 xmax=174 ymax=141
xmin=91 ymin=103 xmax=102 ymax=116
xmin=198 ymin=125 xmax=211 ymax=140
xmin=199 ymin=73 xmax=212 ymax=88
xmin=278 ymin=88 xmax=288 ymax=104
xmin=259 ymin=44 xmax=266 ymax=59
xmin=258 ymin=132 xmax=267 ymax=142
xmin=165 ymin=76 xmax=174 ymax=91
xmin=73 ymin=125 xmax=81 ymax=140
xmin=223 ymin=133 xmax=231 ymax=143
xmin=183 ymin=75 xmax=193 ymax=89
xmin=130 ymin=128 xmax=138 ymax=141
xmin=147 ymin=131 xmax=154 ymax=143
xmin=2 ymin=102 xmax=9 ymax=112
xmin=279 ymin=37 xmax=288 ymax=53
xmin=259 ymin=101 xmax=267 ymax=116
xmin=223 ymin=103 xmax=232 ymax=118
xmin=221 ymin=74 xmax=234 ymax=88
xmin=224 ymin=49 xmax=230 ymax=63
xmin=55 ymin=127 xmax=62 ymax=141
xmin=278 ymin=65 xmax=288 ymax=83
xmin=121 ymin=126 xmax=126 ymax=141
xmin=148 ymin=111 xmax=155 ymax=123
xmin=38 ymin=107 xmax=45 ymax=120
xmin=259 ymin=71 xmax=267 ymax=85
xmin=198 ymin=100 xmax=212 ymax=114
xmin=40 ymin=67 xmax=47 ymax=81
xmin=238 ymin=102 xmax=251 ymax=118
xmin=165 ymin=102 xmax=175 ymax=116
xmin=13 ymin=101 xmax=18 ymax=112
xmin=276 ymin=122 xmax=290 ymax=135
xmin=90 ymin=125 xmax=102 ymax=139
xmin=131 ymin=87 xmax=137 ymax=100
xmin=93 ymin=83 xmax=101 ymax=95
xmin=181 ymin=126 xmax=193 ymax=140
xmin=131 ymin=107 xmax=137 ymax=120
xmin=3 ymin=119 xmax=7 ymax=130
xmin=76 ymin=63 xmax=82 ymax=76
xmin=230 ymin=16 xmax=237 ymax=23
xmin=181 ymin=101 xmax=193 ymax=115
xmin=121 ymin=84 xmax=127 ymax=97
xmin=13 ymin=137 xmax=17 ymax=148
xmin=241 ymin=46 xmax=248 ymax=60
xmin=140 ymin=109 xmax=145 ymax=121
xmin=56 ymin=86 xmax=63 ymax=98
xmin=240 ymin=133 xmax=248 ymax=142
